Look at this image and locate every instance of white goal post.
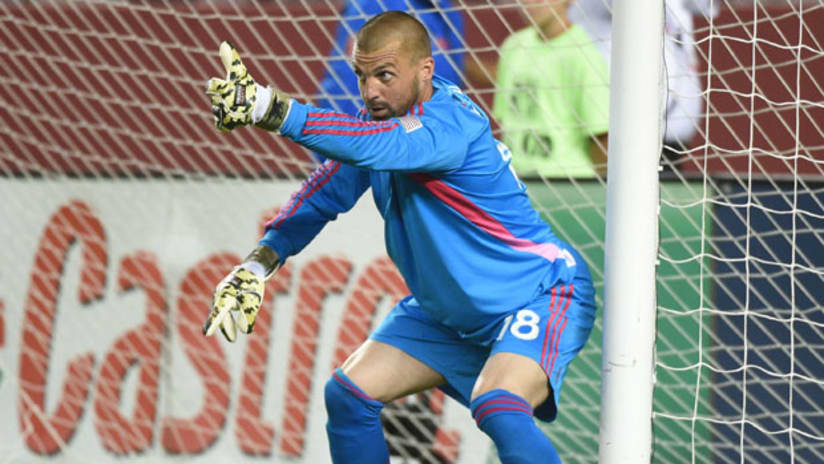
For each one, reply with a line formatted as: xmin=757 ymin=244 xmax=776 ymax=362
xmin=600 ymin=0 xmax=664 ymax=461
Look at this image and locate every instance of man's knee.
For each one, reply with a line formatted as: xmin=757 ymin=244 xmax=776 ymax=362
xmin=470 ymin=389 xmax=560 ymax=464
xmin=324 ymin=369 xmax=391 ymax=463
xmin=339 ymin=340 xmax=446 ymax=403
xmin=471 ymin=352 xmax=550 ymax=407
xmin=324 ymin=369 xmax=384 ymax=422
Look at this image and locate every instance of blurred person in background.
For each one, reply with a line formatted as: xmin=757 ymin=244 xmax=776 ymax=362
xmin=494 ymin=0 xmax=610 ymax=179
xmin=569 ymin=0 xmax=719 ymax=173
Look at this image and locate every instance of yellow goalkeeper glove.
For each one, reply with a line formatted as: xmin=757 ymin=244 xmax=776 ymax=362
xmin=205 ymin=41 xmax=290 ymax=132
xmin=202 ymin=245 xmax=280 ymax=342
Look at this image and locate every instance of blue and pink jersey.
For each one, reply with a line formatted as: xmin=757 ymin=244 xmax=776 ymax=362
xmin=261 ymin=76 xmax=592 ymax=338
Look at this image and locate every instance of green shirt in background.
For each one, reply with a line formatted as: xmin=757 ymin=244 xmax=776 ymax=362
xmin=494 ymin=24 xmax=610 ymax=179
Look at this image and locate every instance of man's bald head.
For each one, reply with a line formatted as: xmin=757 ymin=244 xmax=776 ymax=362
xmin=352 ymin=11 xmax=435 ymax=120
xmin=355 ymin=11 xmax=432 ymax=64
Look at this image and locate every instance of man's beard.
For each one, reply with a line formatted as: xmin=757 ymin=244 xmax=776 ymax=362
xmin=370 ymin=77 xmax=420 ymax=121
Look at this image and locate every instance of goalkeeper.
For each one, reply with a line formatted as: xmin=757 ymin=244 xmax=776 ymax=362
xmin=203 ymin=11 xmax=596 ymax=464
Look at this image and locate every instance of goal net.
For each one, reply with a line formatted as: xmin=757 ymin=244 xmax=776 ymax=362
xmin=0 ymin=0 xmax=821 ymax=463
xmin=652 ymin=1 xmax=824 ymax=463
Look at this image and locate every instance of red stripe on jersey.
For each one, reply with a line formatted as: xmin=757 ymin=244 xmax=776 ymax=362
xmin=307 ymin=111 xmax=361 ymax=121
xmin=542 ymin=285 xmax=568 ymax=372
xmin=302 ymin=124 xmax=398 ymax=136
xmin=549 ymin=316 xmax=570 ymax=376
xmin=267 ymin=162 xmax=332 ymax=229
xmin=547 ymin=285 xmax=574 ymax=376
xmin=305 ymin=120 xmax=394 ymax=128
xmin=270 ymin=162 xmax=341 ymax=229
xmin=540 ymin=287 xmax=559 ymax=369
xmin=407 ymin=173 xmax=565 ymax=263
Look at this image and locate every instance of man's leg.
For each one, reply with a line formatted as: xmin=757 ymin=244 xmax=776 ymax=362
xmin=471 ymin=268 xmax=596 ymax=464
xmin=470 ymin=352 xmax=561 ymax=464
xmin=325 ymin=339 xmax=445 ymax=464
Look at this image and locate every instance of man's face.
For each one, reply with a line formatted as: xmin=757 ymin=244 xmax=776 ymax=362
xmin=353 ymin=40 xmax=421 ymax=121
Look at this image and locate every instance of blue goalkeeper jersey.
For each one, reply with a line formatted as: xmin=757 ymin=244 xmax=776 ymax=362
xmin=261 ymin=76 xmax=586 ymax=338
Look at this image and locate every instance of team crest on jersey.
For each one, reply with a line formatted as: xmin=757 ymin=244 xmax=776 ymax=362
xmin=398 ymin=115 xmax=423 ymax=133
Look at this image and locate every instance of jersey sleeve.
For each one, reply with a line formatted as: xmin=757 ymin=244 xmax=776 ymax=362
xmin=278 ymin=102 xmax=468 ymax=172
xmin=259 ymin=159 xmax=370 ymax=263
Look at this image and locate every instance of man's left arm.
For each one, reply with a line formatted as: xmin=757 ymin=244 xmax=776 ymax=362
xmin=278 ymin=102 xmax=468 ymax=172
xmin=206 ymin=42 xmax=468 ymax=173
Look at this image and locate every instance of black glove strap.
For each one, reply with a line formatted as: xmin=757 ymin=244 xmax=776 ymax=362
xmin=255 ymin=92 xmax=290 ymax=132
xmin=244 ymin=245 xmax=281 ymax=280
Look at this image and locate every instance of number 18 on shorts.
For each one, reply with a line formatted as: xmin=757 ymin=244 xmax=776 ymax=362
xmin=490 ymin=284 xmax=595 ymax=405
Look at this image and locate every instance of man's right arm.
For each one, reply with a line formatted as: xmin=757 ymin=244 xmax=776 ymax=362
xmin=202 ymin=158 xmax=369 ymax=343
xmin=258 ymin=159 xmax=370 ymax=265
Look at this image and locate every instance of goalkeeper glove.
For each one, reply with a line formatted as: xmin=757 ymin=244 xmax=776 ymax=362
xmin=205 ymin=41 xmax=291 ymax=132
xmin=202 ymin=245 xmax=281 ymax=342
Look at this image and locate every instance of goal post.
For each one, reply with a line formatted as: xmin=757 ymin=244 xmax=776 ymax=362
xmin=599 ymin=0 xmax=664 ymax=461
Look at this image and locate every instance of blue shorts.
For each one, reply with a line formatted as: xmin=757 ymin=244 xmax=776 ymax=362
xmin=370 ymin=270 xmax=595 ymax=422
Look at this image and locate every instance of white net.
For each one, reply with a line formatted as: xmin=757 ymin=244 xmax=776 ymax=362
xmin=486 ymin=0 xmax=824 ymax=462
xmin=653 ymin=1 xmax=824 ymax=463
xmin=1 ymin=0 xmax=822 ymax=463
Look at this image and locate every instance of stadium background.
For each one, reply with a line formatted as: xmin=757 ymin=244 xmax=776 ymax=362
xmin=0 ymin=1 xmax=822 ymax=463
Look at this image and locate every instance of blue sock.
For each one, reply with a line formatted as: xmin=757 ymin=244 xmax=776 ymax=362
xmin=324 ymin=368 xmax=389 ymax=464
xmin=470 ymin=389 xmax=561 ymax=464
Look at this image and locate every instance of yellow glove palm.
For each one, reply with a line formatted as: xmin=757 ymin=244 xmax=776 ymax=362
xmin=202 ymin=266 xmax=264 ymax=342
xmin=205 ymin=41 xmax=289 ymax=132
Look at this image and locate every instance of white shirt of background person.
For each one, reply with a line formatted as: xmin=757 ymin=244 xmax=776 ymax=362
xmin=568 ymin=0 xmax=720 ymax=147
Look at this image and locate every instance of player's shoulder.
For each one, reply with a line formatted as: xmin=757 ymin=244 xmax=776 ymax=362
xmin=425 ymin=76 xmax=489 ymax=136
